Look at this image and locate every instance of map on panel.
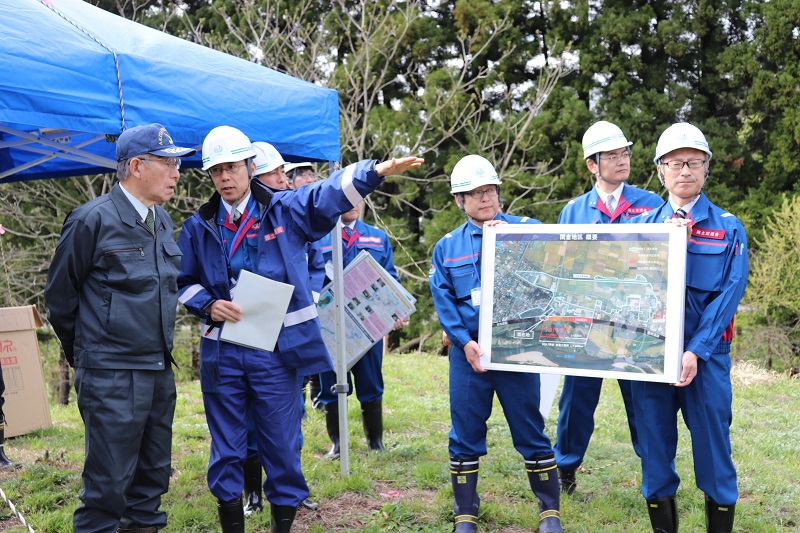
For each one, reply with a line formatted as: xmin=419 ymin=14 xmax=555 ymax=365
xmin=487 ymin=230 xmax=674 ymax=377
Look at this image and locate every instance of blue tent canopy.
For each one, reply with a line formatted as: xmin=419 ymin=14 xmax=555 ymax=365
xmin=0 ymin=0 xmax=340 ymax=183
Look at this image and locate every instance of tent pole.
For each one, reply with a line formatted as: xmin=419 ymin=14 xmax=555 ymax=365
xmin=331 ymin=217 xmax=350 ymax=477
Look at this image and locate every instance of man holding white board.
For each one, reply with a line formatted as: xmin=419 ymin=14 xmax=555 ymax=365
xmin=630 ymin=123 xmax=748 ymax=533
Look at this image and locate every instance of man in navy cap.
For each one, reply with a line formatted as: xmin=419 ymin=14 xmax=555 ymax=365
xmin=45 ymin=123 xmax=195 ymax=533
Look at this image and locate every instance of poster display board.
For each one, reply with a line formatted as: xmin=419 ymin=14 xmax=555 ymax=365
xmin=478 ymin=224 xmax=687 ymax=383
xmin=318 ymin=251 xmax=416 ymax=370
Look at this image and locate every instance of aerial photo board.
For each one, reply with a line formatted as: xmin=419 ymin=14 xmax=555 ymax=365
xmin=478 ymin=224 xmax=687 ymax=383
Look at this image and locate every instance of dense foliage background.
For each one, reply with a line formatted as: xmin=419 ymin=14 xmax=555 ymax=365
xmin=2 ymin=0 xmax=799 ymax=374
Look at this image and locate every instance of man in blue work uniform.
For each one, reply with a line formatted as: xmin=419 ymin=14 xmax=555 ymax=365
xmin=237 ymin=142 xmax=321 ymax=517
xmin=177 ymin=125 xmax=422 ymax=533
xmin=284 ymin=161 xmax=317 ymax=189
xmin=45 ymin=124 xmax=195 ymax=533
xmin=631 ymin=123 xmax=748 ymax=533
xmin=284 ymin=161 xmax=326 ymax=410
xmin=429 ymin=155 xmax=563 ymax=533
xmin=555 ymin=121 xmax=663 ymax=494
xmin=316 ymin=202 xmax=406 ymax=459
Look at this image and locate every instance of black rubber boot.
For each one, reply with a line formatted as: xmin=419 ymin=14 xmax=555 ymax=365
xmin=705 ymin=496 xmax=735 ymax=533
xmin=242 ymin=455 xmax=263 ymax=516
xmin=217 ymin=496 xmax=246 ymax=533
xmin=526 ymin=455 xmax=563 ymax=533
xmin=557 ymin=467 xmax=576 ymax=495
xmin=308 ymin=374 xmax=323 ymax=411
xmin=0 ymin=423 xmax=21 ymax=470
xmin=360 ymin=400 xmax=385 ymax=451
xmin=270 ymin=503 xmax=297 ymax=533
xmin=646 ymin=496 xmax=678 ymax=533
xmin=450 ymin=458 xmax=480 ymax=532
xmin=323 ymin=403 xmax=340 ymax=459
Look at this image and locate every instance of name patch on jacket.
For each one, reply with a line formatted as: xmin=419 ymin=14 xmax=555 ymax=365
xmin=358 ymin=236 xmax=383 ymax=244
xmin=264 ymin=226 xmax=285 ymax=241
xmin=626 ymin=206 xmax=653 ymax=215
xmin=691 ymin=227 xmax=726 ymax=240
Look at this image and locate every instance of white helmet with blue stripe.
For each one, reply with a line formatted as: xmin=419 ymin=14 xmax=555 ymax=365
xmin=450 ymin=155 xmax=502 ymax=194
xmin=654 ymin=122 xmax=712 ymax=164
xmin=252 ymin=141 xmax=286 ymax=175
xmin=582 ymin=121 xmax=633 ymax=160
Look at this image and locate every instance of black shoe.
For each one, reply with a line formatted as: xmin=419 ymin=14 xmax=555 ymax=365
xmin=705 ymin=496 xmax=735 ymax=533
xmin=301 ymin=498 xmax=319 ymax=510
xmin=324 ymin=403 xmax=340 ymax=459
xmin=361 ymin=400 xmax=385 ymax=451
xmin=647 ymin=496 xmax=678 ymax=533
xmin=558 ymin=468 xmax=576 ymax=495
xmin=217 ymin=496 xmax=245 ymax=533
xmin=0 ymin=426 xmax=21 ymax=470
xmin=311 ymin=396 xmax=323 ymax=411
xmin=324 ymin=442 xmax=340 ymax=460
xmin=270 ymin=504 xmax=297 ymax=533
xmin=242 ymin=456 xmax=263 ymax=516
xmin=243 ymin=490 xmax=263 ymax=516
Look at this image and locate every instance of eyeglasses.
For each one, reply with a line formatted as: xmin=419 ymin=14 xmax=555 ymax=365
xmin=209 ymin=163 xmax=247 ymax=178
xmin=661 ymin=159 xmax=706 ymax=170
xmin=598 ymin=151 xmax=631 ymax=163
xmin=138 ymin=157 xmax=181 ymax=169
xmin=465 ymin=187 xmax=499 ymax=199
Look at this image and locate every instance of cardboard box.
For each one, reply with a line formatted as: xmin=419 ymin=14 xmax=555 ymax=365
xmin=0 ymin=305 xmax=52 ymax=437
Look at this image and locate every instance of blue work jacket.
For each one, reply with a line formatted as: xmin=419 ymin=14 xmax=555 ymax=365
xmin=428 ymin=213 xmax=540 ymax=350
xmin=559 ymin=183 xmax=663 ymax=224
xmin=307 ymin=240 xmax=326 ymax=300
xmin=632 ymin=193 xmax=748 ymax=360
xmin=318 ymin=219 xmax=400 ymax=283
xmin=177 ymin=161 xmax=383 ymax=389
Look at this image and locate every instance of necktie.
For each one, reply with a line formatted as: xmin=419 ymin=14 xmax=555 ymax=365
xmin=145 ymin=208 xmax=155 ymax=234
xmin=605 ymin=195 xmax=616 ymax=215
xmin=675 ymin=208 xmax=687 ymax=219
xmin=231 ymin=208 xmax=241 ymax=227
xmin=343 ymin=226 xmax=353 ymax=242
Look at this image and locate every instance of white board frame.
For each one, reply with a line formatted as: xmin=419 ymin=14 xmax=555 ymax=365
xmin=478 ymin=223 xmax=686 ymax=384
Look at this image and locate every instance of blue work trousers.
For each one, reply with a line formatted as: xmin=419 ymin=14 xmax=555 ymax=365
xmin=247 ymin=375 xmax=306 ymax=457
xmin=448 ymin=345 xmax=553 ymax=460
xmin=632 ymin=350 xmax=736 ymax=505
xmin=555 ymin=376 xmax=640 ymax=469
xmin=317 ymin=339 xmax=384 ymax=405
xmin=73 ymin=367 xmax=176 ymax=533
xmin=203 ymin=343 xmax=308 ymax=506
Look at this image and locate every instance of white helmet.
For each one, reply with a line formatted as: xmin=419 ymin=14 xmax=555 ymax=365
xmin=450 ymin=155 xmax=502 ymax=194
xmin=653 ymin=122 xmax=712 ymax=164
xmin=252 ymin=141 xmax=286 ymax=174
xmin=201 ymin=126 xmax=256 ymax=170
xmin=284 ymin=162 xmax=313 ymax=174
xmin=582 ymin=121 xmax=633 ymax=159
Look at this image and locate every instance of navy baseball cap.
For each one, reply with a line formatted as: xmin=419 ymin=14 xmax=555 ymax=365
xmin=116 ymin=123 xmax=196 ymax=162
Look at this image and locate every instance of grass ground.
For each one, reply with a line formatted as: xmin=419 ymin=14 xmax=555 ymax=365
xmin=0 ymin=353 xmax=798 ymax=532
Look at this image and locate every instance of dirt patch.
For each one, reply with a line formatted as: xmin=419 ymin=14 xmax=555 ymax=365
xmin=293 ymin=481 xmax=440 ymax=531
